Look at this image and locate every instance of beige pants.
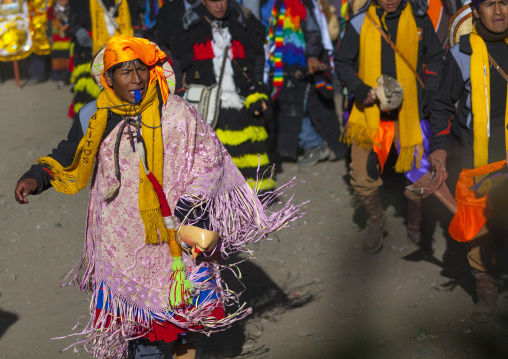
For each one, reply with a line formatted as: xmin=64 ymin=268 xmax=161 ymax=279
xmin=467 ymin=226 xmax=498 ymax=274
xmin=466 ymin=175 xmax=508 ymax=274
xmin=349 ymin=122 xmax=400 ymax=196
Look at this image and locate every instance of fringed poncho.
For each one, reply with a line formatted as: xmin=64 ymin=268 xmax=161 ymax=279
xmin=60 ymin=95 xmax=303 ymax=358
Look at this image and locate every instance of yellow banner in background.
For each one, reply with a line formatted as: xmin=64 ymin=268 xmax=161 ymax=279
xmin=28 ymin=0 xmax=51 ymax=56
xmin=0 ymin=0 xmax=52 ymax=61
xmin=0 ymin=0 xmax=32 ymax=61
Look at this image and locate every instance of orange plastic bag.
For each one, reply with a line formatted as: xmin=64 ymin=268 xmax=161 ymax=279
xmin=373 ymin=121 xmax=395 ymax=173
xmin=448 ymin=160 xmax=506 ymax=242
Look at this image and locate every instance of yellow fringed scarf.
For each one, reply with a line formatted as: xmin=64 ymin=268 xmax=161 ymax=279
xmin=90 ymin=0 xmax=134 ymax=55
xmin=343 ymin=3 xmax=423 ymax=173
xmin=469 ymin=26 xmax=508 ymax=194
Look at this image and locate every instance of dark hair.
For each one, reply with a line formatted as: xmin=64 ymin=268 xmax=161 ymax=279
xmin=471 ymin=0 xmax=487 ymax=9
xmin=106 ymin=58 xmax=147 ymax=85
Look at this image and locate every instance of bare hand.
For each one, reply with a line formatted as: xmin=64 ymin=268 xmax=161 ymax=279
xmin=253 ymin=100 xmax=267 ymax=116
xmin=428 ymin=149 xmax=447 ymax=172
xmin=363 ymin=90 xmax=376 ymax=105
xmin=307 ymin=57 xmax=321 ymax=75
xmin=14 ymin=178 xmax=38 ymax=204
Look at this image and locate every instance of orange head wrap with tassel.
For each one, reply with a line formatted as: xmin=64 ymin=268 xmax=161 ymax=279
xmin=101 ymin=36 xmax=170 ymax=104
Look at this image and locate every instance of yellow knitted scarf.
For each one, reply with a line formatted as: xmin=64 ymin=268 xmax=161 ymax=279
xmin=90 ymin=0 xmax=134 ymax=55
xmin=343 ymin=3 xmax=422 ymax=172
xmin=470 ymin=26 xmax=508 ymax=194
xmin=38 ymin=82 xmax=169 ymax=244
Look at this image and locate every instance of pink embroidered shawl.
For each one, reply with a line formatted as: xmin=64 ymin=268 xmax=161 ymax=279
xmin=60 ymin=95 xmax=303 ymax=357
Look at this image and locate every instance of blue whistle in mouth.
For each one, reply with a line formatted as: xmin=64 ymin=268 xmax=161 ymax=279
xmin=134 ymin=90 xmax=141 ymax=104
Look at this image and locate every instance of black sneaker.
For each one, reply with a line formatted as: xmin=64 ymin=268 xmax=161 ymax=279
xmin=298 ymin=146 xmax=329 ymax=166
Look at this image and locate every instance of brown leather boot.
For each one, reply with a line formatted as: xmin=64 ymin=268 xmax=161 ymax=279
xmin=407 ymin=197 xmax=422 ymax=245
xmin=174 ymin=341 xmax=196 ymax=359
xmin=361 ymin=190 xmax=386 ymax=254
xmin=471 ymin=271 xmax=498 ymax=323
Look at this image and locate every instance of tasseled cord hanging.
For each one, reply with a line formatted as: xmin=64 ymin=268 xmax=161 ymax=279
xmin=137 ymin=139 xmax=194 ymax=308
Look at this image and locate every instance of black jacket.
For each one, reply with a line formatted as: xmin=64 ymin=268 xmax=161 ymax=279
xmin=170 ymin=2 xmax=267 ymax=98
xmin=429 ymin=34 xmax=508 ymax=168
xmin=153 ymin=0 xmax=193 ymax=53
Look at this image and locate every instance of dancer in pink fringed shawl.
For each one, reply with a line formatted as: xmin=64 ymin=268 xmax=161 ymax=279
xmin=14 ymin=36 xmax=303 ymax=359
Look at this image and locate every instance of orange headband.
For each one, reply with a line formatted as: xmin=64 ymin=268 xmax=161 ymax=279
xmin=100 ymin=36 xmax=169 ymax=103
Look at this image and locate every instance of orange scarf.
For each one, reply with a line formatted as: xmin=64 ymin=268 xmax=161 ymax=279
xmin=101 ymin=36 xmax=169 ymax=102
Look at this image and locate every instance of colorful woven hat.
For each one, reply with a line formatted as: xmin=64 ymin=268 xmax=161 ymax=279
xmin=449 ymin=4 xmax=473 ymax=47
xmin=90 ymin=42 xmax=176 ymax=94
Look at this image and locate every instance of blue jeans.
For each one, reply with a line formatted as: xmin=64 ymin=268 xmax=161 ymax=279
xmin=298 ymin=117 xmax=325 ymax=150
xmin=28 ymin=55 xmax=47 ymax=82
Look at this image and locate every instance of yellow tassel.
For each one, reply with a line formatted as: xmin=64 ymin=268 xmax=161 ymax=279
xmin=415 ymin=144 xmax=424 ymax=169
xmin=169 ymin=256 xmax=194 ymax=308
xmin=341 ymin=122 xmax=377 ymax=149
xmin=37 ymin=157 xmax=79 ymax=195
xmin=168 ymin=229 xmax=193 ymax=307
xmin=140 ymin=208 xmax=170 ymax=244
xmin=395 ymin=146 xmax=415 ymax=173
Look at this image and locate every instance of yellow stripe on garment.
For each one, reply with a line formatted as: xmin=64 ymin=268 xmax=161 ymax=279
xmin=70 ymin=62 xmax=93 ymax=84
xmin=51 ymin=40 xmax=71 ymax=51
xmin=73 ymin=102 xmax=87 ymax=115
xmin=245 ymin=176 xmax=276 ymax=191
xmin=230 ymin=153 xmax=270 ymax=169
xmin=215 ymin=126 xmax=269 ymax=147
xmin=74 ymin=77 xmax=101 ymax=98
xmin=244 ymin=92 xmax=268 ymax=109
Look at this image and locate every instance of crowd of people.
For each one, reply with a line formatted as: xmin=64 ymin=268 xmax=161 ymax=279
xmin=13 ymin=0 xmax=350 ymax=187
xmin=9 ymin=0 xmax=508 ymax=357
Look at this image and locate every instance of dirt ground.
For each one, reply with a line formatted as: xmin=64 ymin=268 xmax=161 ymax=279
xmin=1 ymin=73 xmax=508 ymax=359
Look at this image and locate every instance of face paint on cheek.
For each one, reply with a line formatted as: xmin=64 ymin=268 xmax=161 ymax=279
xmin=134 ymin=90 xmax=142 ymax=104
